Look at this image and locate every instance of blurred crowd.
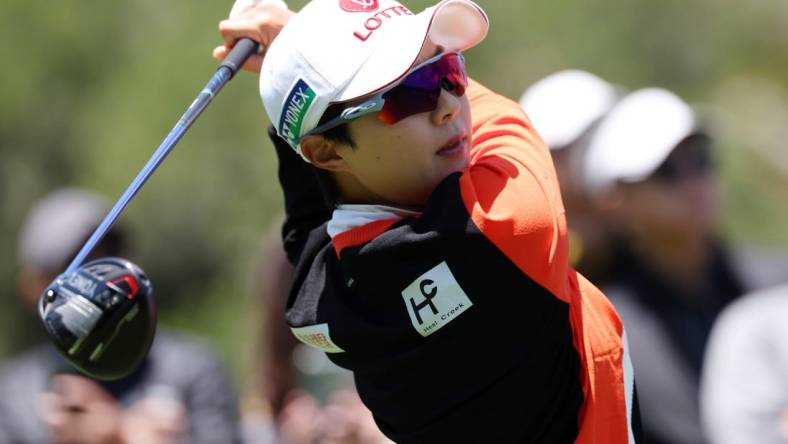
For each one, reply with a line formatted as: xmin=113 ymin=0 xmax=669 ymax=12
xmin=1 ymin=71 xmax=787 ymax=444
xmin=0 ymin=189 xmax=242 ymax=444
xmin=518 ymin=70 xmax=788 ymax=444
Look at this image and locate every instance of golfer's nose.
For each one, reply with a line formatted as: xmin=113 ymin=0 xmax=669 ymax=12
xmin=432 ymin=88 xmax=462 ymax=126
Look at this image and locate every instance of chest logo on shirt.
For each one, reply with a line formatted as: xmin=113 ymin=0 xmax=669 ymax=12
xmin=401 ymin=262 xmax=473 ymax=337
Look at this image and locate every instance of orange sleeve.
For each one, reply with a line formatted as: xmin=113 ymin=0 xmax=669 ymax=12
xmin=461 ymin=81 xmax=636 ymax=442
xmin=460 ymin=79 xmax=571 ymax=302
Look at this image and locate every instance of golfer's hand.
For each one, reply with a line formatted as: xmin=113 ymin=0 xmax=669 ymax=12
xmin=214 ymin=2 xmax=295 ymax=73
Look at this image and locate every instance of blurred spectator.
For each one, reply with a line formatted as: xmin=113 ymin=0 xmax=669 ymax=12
xmin=582 ymin=88 xmax=788 ymax=444
xmin=0 ymin=187 xmax=242 ymax=444
xmin=242 ymin=222 xmax=391 ymax=444
xmin=701 ymin=283 xmax=788 ymax=444
xmin=519 ymin=70 xmax=621 ymax=282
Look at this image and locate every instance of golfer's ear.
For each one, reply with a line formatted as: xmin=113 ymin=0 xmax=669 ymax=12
xmin=300 ymin=135 xmax=349 ymax=172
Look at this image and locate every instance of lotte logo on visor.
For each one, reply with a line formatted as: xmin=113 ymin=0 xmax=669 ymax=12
xmin=340 ymin=0 xmax=380 ymax=13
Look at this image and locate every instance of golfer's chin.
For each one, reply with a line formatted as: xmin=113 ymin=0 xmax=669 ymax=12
xmin=409 ymin=158 xmax=469 ymax=207
xmin=436 ymin=148 xmax=470 ymax=178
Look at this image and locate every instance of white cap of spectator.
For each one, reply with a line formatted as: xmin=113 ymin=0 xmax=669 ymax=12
xmin=583 ymin=87 xmax=700 ymax=193
xmin=519 ymin=70 xmax=618 ymax=150
xmin=17 ymin=188 xmax=110 ymax=272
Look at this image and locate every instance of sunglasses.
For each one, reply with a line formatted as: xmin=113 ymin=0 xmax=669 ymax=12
xmin=652 ymin=134 xmax=713 ymax=181
xmin=304 ymin=52 xmax=467 ymax=138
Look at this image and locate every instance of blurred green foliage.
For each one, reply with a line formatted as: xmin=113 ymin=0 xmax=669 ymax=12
xmin=1 ymin=0 xmax=787 ymax=389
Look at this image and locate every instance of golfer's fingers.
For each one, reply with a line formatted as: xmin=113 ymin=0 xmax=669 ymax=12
xmin=219 ymin=17 xmax=262 ymax=48
xmin=219 ymin=4 xmax=294 ymax=47
xmin=212 ymin=46 xmax=263 ymax=73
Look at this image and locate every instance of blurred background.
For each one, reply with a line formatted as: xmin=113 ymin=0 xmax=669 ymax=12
xmin=1 ymin=0 xmax=787 ymax=441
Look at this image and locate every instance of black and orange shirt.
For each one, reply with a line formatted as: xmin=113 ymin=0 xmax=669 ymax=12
xmin=274 ymin=80 xmax=639 ymax=443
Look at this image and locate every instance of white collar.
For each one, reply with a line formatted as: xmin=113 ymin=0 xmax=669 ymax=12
xmin=327 ymin=204 xmax=422 ymax=239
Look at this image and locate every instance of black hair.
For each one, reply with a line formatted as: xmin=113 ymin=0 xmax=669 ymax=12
xmin=311 ymin=103 xmax=358 ymax=207
xmin=319 ymin=103 xmax=357 ymax=149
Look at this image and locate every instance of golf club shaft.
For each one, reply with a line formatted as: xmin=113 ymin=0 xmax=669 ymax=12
xmin=65 ymin=38 xmax=260 ymax=275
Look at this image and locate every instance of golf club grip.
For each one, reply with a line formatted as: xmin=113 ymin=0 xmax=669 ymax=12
xmin=219 ymin=37 xmax=261 ymax=77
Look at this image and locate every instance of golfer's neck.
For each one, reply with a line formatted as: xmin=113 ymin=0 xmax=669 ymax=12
xmin=332 ymin=171 xmax=422 ymax=210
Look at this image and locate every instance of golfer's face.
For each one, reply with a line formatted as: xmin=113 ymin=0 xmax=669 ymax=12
xmin=339 ymin=41 xmax=472 ymax=207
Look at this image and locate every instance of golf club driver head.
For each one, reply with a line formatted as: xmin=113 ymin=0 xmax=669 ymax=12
xmin=38 ymin=257 xmax=156 ymax=380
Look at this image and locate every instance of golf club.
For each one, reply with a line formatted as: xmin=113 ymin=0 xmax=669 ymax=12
xmin=37 ymin=36 xmax=261 ymax=381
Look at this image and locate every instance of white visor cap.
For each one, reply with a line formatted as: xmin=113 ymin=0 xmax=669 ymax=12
xmin=260 ymin=0 xmax=489 ymax=153
xmin=583 ymin=87 xmax=697 ymax=193
xmin=519 ymin=70 xmax=618 ymax=151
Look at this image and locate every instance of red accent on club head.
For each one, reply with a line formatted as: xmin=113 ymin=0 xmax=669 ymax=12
xmin=340 ymin=0 xmax=379 ymax=13
xmin=110 ymin=276 xmax=140 ymax=300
